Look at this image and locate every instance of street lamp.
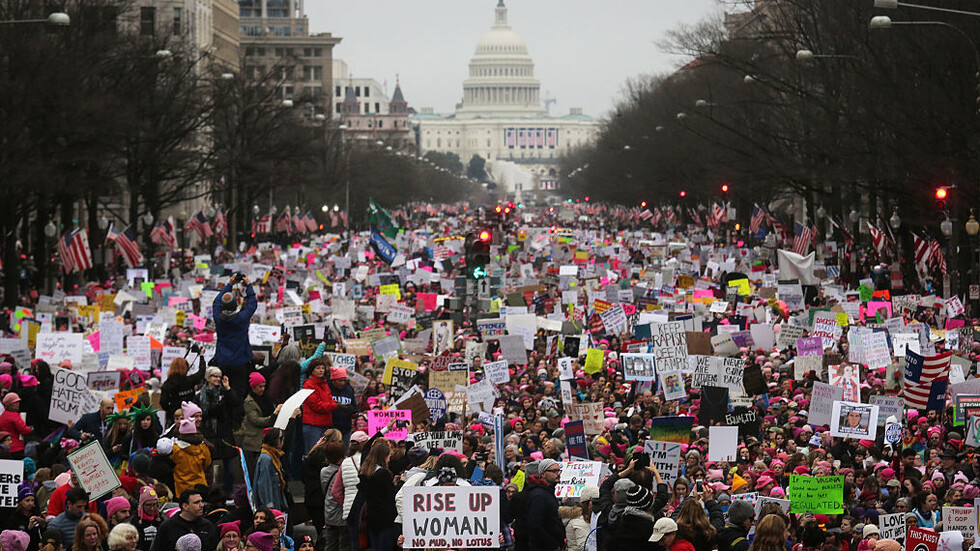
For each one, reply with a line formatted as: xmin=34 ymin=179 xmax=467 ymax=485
xmin=155 ymin=49 xmax=172 ymax=60
xmin=252 ymin=204 xmax=260 ymax=217
xmin=0 ymin=12 xmax=70 ymax=25
xmin=44 ymin=221 xmax=56 ymax=238
xmin=889 ymin=207 xmax=901 ymax=230
xmin=941 ymin=217 xmax=954 ymax=238
xmin=873 ymin=0 xmax=980 ymax=18
xmin=98 ymin=215 xmax=109 ymax=230
xmin=321 ymin=205 xmax=329 ymax=213
xmin=676 ymin=112 xmax=687 ymax=120
xmin=967 ymin=210 xmax=980 ymax=237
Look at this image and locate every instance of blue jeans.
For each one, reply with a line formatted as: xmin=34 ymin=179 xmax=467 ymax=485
xmin=369 ymin=525 xmax=396 ymax=551
xmin=302 ymin=424 xmax=326 ymax=455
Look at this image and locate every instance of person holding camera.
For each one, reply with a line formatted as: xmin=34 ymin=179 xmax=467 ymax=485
xmin=211 ymin=272 xmax=257 ymax=402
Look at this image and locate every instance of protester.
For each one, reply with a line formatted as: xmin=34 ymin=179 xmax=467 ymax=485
xmin=240 ymin=373 xmax=283 ymax=476
xmin=107 ymin=522 xmax=140 ymax=551
xmin=253 ymin=428 xmax=289 ymax=511
xmin=300 ymin=358 xmax=337 ymax=454
xmin=150 ymin=489 xmax=217 ymax=551
xmin=211 ymin=272 xmax=257 ymax=399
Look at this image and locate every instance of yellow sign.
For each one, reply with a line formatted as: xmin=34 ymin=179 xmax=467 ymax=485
xmin=584 ymin=348 xmax=604 ymax=374
xmin=98 ymin=294 xmax=117 ymax=312
xmin=76 ymin=305 xmax=100 ymax=323
xmin=382 ymin=358 xmax=418 ymax=385
xmin=512 ymin=470 xmax=526 ymax=491
xmin=379 ymin=284 xmax=401 ymax=300
xmin=836 ymin=312 xmax=849 ymax=326
xmin=728 ymin=278 xmax=751 ymax=296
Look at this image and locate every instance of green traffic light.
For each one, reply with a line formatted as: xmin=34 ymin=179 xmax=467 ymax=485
xmin=472 ymin=266 xmax=488 ymax=279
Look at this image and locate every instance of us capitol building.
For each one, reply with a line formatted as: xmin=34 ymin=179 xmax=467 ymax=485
xmin=413 ymin=0 xmax=599 ymax=197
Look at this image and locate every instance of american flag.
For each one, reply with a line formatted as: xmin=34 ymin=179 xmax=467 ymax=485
xmin=150 ymin=217 xmax=177 ymax=251
xmin=638 ymin=209 xmax=652 ymax=221
xmin=275 ymin=211 xmax=292 ymax=234
xmin=105 ymin=224 xmax=144 ymax=268
xmin=913 ymin=233 xmax=931 ymax=274
xmin=712 ymin=203 xmax=728 ymax=226
xmin=254 ymin=213 xmax=272 ymax=234
xmin=688 ymin=207 xmax=702 ymax=227
xmin=651 ymin=208 xmax=662 ymax=227
xmin=185 ymin=212 xmax=213 ymax=241
xmin=793 ymin=221 xmax=813 ymax=255
xmin=829 ymin=216 xmax=854 ymax=250
xmin=57 ymin=229 xmax=92 ymax=273
xmin=867 ymin=222 xmax=890 ymax=257
xmin=213 ymin=209 xmax=227 ymax=240
xmin=904 ymin=349 xmax=951 ymax=410
xmin=750 ymin=204 xmax=766 ymax=234
xmin=929 ymin=240 xmax=947 ymax=274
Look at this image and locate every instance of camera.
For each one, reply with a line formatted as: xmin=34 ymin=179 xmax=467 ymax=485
xmin=633 ymin=452 xmax=650 ymax=468
xmin=696 ymin=480 xmax=704 ymax=492
xmin=394 ymin=420 xmax=409 ymax=429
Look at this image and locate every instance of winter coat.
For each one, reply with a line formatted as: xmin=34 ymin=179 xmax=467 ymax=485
xmin=559 ymin=505 xmax=591 ymax=551
xmin=717 ymin=524 xmax=751 ymax=551
xmin=611 ymin=508 xmax=659 ymax=551
xmin=240 ymin=393 xmax=275 ymax=453
xmin=0 ymin=409 xmax=31 ymax=453
xmin=253 ymin=449 xmax=287 ymax=510
xmin=212 ymin=283 xmax=257 ymax=367
xmin=160 ymin=371 xmax=204 ymax=417
xmin=357 ymin=466 xmax=396 ymax=531
xmin=340 ymin=453 xmax=361 ymax=521
xmin=301 ymin=375 xmax=336 ymax=427
xmin=525 ymin=476 xmax=564 ymax=551
xmin=171 ymin=439 xmax=212 ymax=496
xmin=330 ymin=381 xmax=357 ymax=433
xmin=670 ymin=538 xmax=697 ymax=551
xmin=321 ymin=464 xmax=344 ymax=526
xmin=394 ymin=468 xmax=428 ymax=523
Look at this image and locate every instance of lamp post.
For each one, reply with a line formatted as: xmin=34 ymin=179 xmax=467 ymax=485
xmin=338 ymin=124 xmax=351 ymax=231
xmin=0 ymin=12 xmax=70 ymax=25
xmin=966 ymin=210 xmax=980 ymax=310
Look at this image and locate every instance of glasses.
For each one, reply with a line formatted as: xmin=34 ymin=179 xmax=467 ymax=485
xmin=545 ymin=468 xmax=561 ymax=474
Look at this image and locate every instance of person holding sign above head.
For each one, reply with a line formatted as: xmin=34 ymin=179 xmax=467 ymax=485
xmin=211 ymin=272 xmax=257 ymax=403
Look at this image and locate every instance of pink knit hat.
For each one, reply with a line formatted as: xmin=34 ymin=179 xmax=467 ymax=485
xmin=0 ymin=530 xmax=29 ymax=551
xmin=180 ymin=401 xmax=202 ymax=418
xmin=249 ymin=372 xmax=265 ymax=389
xmin=105 ymin=496 xmax=130 ymax=519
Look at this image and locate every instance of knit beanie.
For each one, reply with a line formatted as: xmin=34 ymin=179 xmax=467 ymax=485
xmin=0 ymin=530 xmax=30 ymax=551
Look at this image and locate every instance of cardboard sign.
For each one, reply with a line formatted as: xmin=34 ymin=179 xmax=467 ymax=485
xmin=788 ymin=474 xmax=843 ymax=514
xmin=483 ymin=360 xmax=509 ymax=385
xmin=0 ymin=459 xmax=24 ymax=507
xmin=708 ymin=426 xmax=738 ymax=461
xmin=621 ymin=353 xmax=656 ymax=381
xmin=643 ymin=440 xmax=682 ymax=485
xmin=410 ymin=430 xmax=463 ymax=452
xmin=877 ymin=512 xmax=905 ymax=540
xmin=402 ymin=486 xmax=500 ymax=549
xmin=830 ymin=401 xmax=879 ymax=440
xmin=649 ymin=321 xmax=687 ymax=373
xmin=35 ymin=332 xmax=84 ymax=367
xmin=565 ymin=420 xmax=588 ymax=460
xmin=113 ymin=388 xmax=144 ymax=411
xmin=572 ymin=402 xmax=604 ymax=434
xmin=49 ymin=368 xmax=102 ymax=425
xmin=554 ymin=461 xmax=604 ymax=498
xmin=67 ymin=441 xmax=121 ymax=501
xmin=274 ymin=389 xmax=314 ymax=430
xmin=86 ymin=371 xmax=121 ymax=392
xmin=905 ymin=527 xmax=938 ymax=551
xmin=383 ymin=358 xmax=418 ymax=398
xmin=941 ymin=506 xmax=975 ymax=534
xmin=367 ymin=409 xmax=412 ymax=440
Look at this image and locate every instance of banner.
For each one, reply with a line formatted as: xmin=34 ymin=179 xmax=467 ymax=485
xmin=788 ymin=475 xmax=843 ymax=514
xmin=402 ymin=486 xmax=499 ymax=549
xmin=367 ymin=409 xmax=412 ymax=440
xmin=643 ymin=440 xmax=682 ymax=485
xmin=565 ymin=420 xmax=589 ymax=460
xmin=776 ymin=250 xmax=816 ymax=285
xmin=67 ymin=441 xmax=121 ymax=501
xmin=49 ymin=367 xmax=102 ymax=426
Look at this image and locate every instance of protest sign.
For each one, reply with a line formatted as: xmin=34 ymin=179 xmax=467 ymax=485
xmin=429 ymin=369 xmax=468 ymax=394
xmin=424 ymin=388 xmax=447 ymax=423
xmin=621 ymin=353 xmax=656 ymax=381
xmin=650 ymin=417 xmax=694 ymax=444
xmin=788 ymin=474 xmax=843 ymax=514
xmin=877 ymin=512 xmax=904 ymax=540
xmin=367 ymin=409 xmax=412 ymax=440
xmin=565 ymin=420 xmax=589 ymax=460
xmin=809 ymin=382 xmax=844 ymax=428
xmin=113 ymin=388 xmax=143 ymax=411
xmin=830 ymin=401 xmax=879 ymax=440
xmin=643 ymin=440 xmax=682 ymax=485
xmin=35 ymin=332 xmax=84 ymax=367
xmin=326 ymin=353 xmax=357 ymax=372
xmin=941 ymin=506 xmax=975 ymax=534
xmin=410 ymin=430 xmax=463 ymax=452
xmin=776 ymin=325 xmax=806 ymax=350
xmin=689 ymin=356 xmax=718 ymax=389
xmin=432 ymin=320 xmax=453 ymax=355
xmin=383 ymin=358 xmax=418 ymax=398
xmin=828 ymin=364 xmax=861 ymax=402
xmin=649 ymin=322 xmax=688 ymax=373
xmin=906 ymin=527 xmax=939 ymax=551
xmin=869 ymin=395 xmax=903 ymax=426
xmin=274 ymin=389 xmax=314 ymax=430
xmin=49 ymin=367 xmax=102 ymax=426
xmin=660 ymin=371 xmax=686 ymax=401
xmin=0 ymin=460 xmax=23 ymax=507
xmin=754 ymin=496 xmax=790 ymax=519
xmin=554 ymin=461 xmax=604 ymax=498
xmin=483 ymin=360 xmax=509 ymax=385
xmin=719 ymin=358 xmax=745 ymax=394
xmin=86 ymin=371 xmax=120 ymax=392
xmin=67 ymin=441 xmax=121 ymax=501
xmin=572 ymin=402 xmax=604 ymax=434
xmin=708 ymin=426 xmax=738 ymax=462
xmin=402 ymin=486 xmax=500 ymax=549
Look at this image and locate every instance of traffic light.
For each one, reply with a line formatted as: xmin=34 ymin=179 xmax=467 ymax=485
xmin=935 ymin=187 xmax=948 ymax=210
xmin=465 ymin=230 xmax=491 ymax=279
xmin=721 ymin=184 xmax=729 ymax=194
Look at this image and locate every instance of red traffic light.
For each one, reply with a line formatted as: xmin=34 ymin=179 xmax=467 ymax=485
xmin=935 ymin=188 xmax=948 ymax=200
xmin=640 ymin=201 xmax=647 ymax=208
xmin=721 ymin=184 xmax=729 ymax=193
xmin=495 ymin=205 xmax=502 ymax=213
xmin=679 ymin=191 xmax=687 ymax=197
xmin=478 ymin=230 xmax=491 ymax=242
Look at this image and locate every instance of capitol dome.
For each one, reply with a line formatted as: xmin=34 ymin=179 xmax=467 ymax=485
xmin=456 ymin=1 xmax=547 ymax=119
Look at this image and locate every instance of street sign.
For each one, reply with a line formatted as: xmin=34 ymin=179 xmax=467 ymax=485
xmin=477 ymin=278 xmax=491 ymax=299
xmin=970 ymin=285 xmax=979 ymax=300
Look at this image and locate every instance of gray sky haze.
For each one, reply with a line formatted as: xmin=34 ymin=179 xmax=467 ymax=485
xmin=306 ymin=1 xmax=723 ymax=119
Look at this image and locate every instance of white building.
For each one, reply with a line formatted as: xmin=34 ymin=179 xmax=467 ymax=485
xmin=331 ymin=59 xmax=394 ymax=117
xmin=414 ymin=0 xmax=599 ymax=197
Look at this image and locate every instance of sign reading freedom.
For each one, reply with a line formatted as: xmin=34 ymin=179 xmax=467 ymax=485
xmin=788 ymin=475 xmax=843 ymax=514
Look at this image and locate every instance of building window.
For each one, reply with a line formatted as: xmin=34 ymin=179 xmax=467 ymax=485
xmin=306 ymin=86 xmax=322 ymax=101
xmin=242 ymin=25 xmax=263 ymax=36
xmin=139 ymin=7 xmax=155 ymax=35
xmin=364 ymin=103 xmax=369 ymax=114
xmin=336 ymin=104 xmax=342 ymax=113
xmin=335 ymin=86 xmax=341 ymax=97
xmin=364 ymin=87 xmax=370 ymax=97
xmin=303 ymin=65 xmax=322 ymax=82
xmin=281 ymin=66 xmax=294 ymax=80
xmin=375 ymin=102 xmax=380 ymax=113
xmin=378 ymin=120 xmax=383 ymax=128
xmin=355 ymin=86 xmax=360 ymax=96
xmin=172 ymin=7 xmax=181 ymax=35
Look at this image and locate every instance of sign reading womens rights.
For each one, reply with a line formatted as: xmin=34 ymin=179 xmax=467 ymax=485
xmin=367 ymin=409 xmax=412 ymax=440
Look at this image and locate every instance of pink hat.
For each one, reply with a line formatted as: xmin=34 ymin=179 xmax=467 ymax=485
xmin=755 ymin=475 xmax=775 ymax=490
xmin=105 ymin=496 xmax=130 ymax=519
xmin=0 ymin=374 xmax=12 ymax=390
xmin=770 ymin=486 xmax=786 ymax=498
xmin=330 ymin=367 xmax=348 ymax=380
xmin=0 ymin=530 xmax=30 ymax=551
xmin=138 ymin=486 xmax=158 ymax=508
xmin=249 ymin=372 xmax=265 ymax=389
xmin=18 ymin=375 xmax=38 ymax=387
xmin=350 ymin=431 xmax=369 ymax=443
xmin=271 ymin=509 xmax=285 ymax=520
xmin=1 ymin=393 xmax=19 ymax=408
xmin=180 ymin=401 xmax=202 ymax=418
xmin=178 ymin=418 xmax=197 ymax=435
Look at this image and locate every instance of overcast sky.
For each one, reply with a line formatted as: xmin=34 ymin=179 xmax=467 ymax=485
xmin=306 ymin=1 xmax=724 ymax=119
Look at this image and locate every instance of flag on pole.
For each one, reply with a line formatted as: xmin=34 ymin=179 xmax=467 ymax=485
xmin=150 ymin=217 xmax=177 ymax=251
xmin=105 ymin=224 xmax=144 ymax=268
xmin=868 ymin=222 xmax=890 ymax=257
xmin=185 ymin=212 xmax=213 ymax=241
xmin=57 ymin=229 xmax=93 ymax=273
xmin=255 ymin=213 xmax=272 ymax=234
xmin=793 ymin=222 xmax=813 ymax=255
xmin=274 ymin=211 xmax=292 ymax=234
xmin=213 ymin=209 xmax=228 ymax=240
xmin=904 ymin=349 xmax=951 ymax=410
xmin=928 ymin=240 xmax=947 ymax=275
xmin=750 ymin=204 xmax=766 ymax=234
xmin=368 ymin=199 xmax=399 ymax=240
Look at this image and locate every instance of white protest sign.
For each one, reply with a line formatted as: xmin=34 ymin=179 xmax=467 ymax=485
xmin=249 ymin=324 xmax=282 ymax=345
xmin=49 ymin=368 xmax=102 ymax=425
xmin=877 ymin=512 xmax=905 ymax=540
xmin=753 ymin=496 xmax=790 ymax=519
xmin=689 ymin=355 xmax=719 ymax=389
xmin=126 ymin=336 xmax=152 ymax=370
xmin=35 ymin=332 xmax=84 ymax=367
xmin=708 ymin=426 xmax=738 ymax=462
xmin=643 ymin=440 xmax=682 ymax=485
xmin=86 ymin=371 xmax=120 ymax=392
xmin=809 ymin=382 xmax=844 ymax=428
xmin=483 ymin=360 xmax=509 ymax=385
xmin=410 ymin=430 xmax=463 ymax=452
xmin=830 ymin=401 xmax=879 ymax=440
xmin=274 ymin=389 xmax=314 ymax=429
xmin=67 ymin=441 xmax=121 ymax=501
xmin=941 ymin=506 xmax=975 ymax=535
xmin=558 ymin=357 xmax=575 ymax=380
xmin=869 ymin=395 xmax=903 ymax=426
xmin=402 ymin=486 xmax=500 ymax=549
xmin=554 ymin=461 xmax=604 ymax=498
xmin=649 ymin=321 xmax=687 ymax=373
xmin=0 ymin=459 xmax=23 ymax=507
xmin=327 ymin=353 xmax=357 ymax=372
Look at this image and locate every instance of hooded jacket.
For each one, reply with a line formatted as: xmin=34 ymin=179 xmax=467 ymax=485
xmin=171 ymin=437 xmax=212 ymax=495
xmin=559 ymin=505 xmax=590 ymax=551
xmin=211 ymin=283 xmax=257 ymax=367
xmin=301 ymin=374 xmax=337 ymax=427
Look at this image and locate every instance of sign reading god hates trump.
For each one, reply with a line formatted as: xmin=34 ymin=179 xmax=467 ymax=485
xmin=402 ymin=486 xmax=500 ymax=549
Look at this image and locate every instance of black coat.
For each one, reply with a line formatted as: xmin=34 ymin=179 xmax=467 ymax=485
xmin=611 ymin=509 xmax=659 ymax=551
xmin=526 ymin=479 xmax=564 ymax=551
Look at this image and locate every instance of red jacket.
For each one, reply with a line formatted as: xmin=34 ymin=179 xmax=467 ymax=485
xmin=0 ymin=410 xmax=31 ymax=453
xmin=302 ymin=376 xmax=337 ymax=427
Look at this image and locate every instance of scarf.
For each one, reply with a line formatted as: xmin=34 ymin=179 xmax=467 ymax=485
xmin=261 ymin=444 xmax=286 ymax=490
xmin=249 ymin=390 xmax=274 ymax=417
